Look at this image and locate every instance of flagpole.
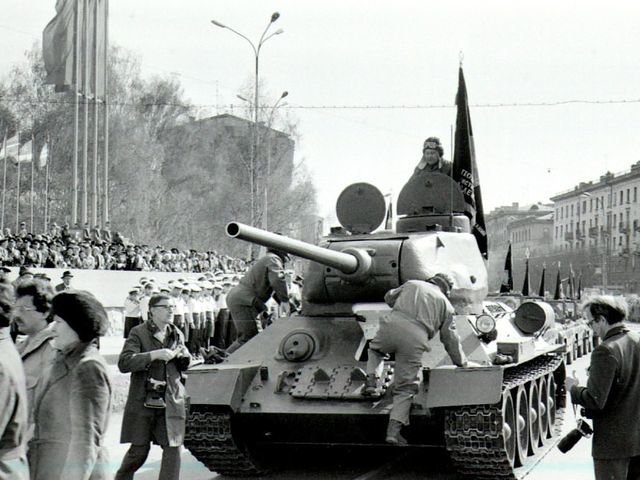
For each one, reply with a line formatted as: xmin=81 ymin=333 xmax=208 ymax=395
xmin=102 ymin=0 xmax=109 ymax=227
xmin=30 ymin=134 xmax=34 ymax=233
xmin=72 ymin=0 xmax=81 ymax=226
xmin=15 ymin=132 xmax=21 ymax=233
xmin=1 ymin=128 xmax=7 ymax=231
xmin=91 ymin=0 xmax=99 ymax=227
xmin=44 ymin=135 xmax=50 ymax=234
xmin=82 ymin=0 xmax=89 ymax=228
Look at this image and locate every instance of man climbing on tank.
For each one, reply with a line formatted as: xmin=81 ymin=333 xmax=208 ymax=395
xmin=363 ymin=273 xmax=473 ymax=445
xmin=412 ymin=136 xmax=451 ymax=177
xmin=225 ymin=246 xmax=290 ymax=354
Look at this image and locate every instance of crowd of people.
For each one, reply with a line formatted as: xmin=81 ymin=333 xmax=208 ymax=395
xmin=0 ymin=221 xmax=246 ymax=273
xmin=0 ymin=243 xmax=303 ymax=479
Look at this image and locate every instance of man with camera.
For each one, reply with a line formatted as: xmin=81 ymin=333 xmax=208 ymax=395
xmin=115 ymin=293 xmax=191 ymax=480
xmin=565 ymin=295 xmax=640 ymax=480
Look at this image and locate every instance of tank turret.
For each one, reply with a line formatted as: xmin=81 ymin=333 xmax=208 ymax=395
xmin=228 ymin=175 xmax=488 ymax=313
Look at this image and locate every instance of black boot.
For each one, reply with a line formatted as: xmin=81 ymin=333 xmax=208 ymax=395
xmin=385 ymin=419 xmax=408 ymax=445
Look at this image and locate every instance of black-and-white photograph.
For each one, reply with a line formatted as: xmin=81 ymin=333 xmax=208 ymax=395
xmin=1 ymin=1 xmax=640 ymax=479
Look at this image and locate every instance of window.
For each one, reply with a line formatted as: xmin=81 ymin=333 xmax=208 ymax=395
xmin=627 ymin=188 xmax=630 ymax=204
xmin=634 ymin=187 xmax=637 ymax=202
xmin=582 ymin=200 xmax=587 ymax=214
xmin=620 ymin=191 xmax=624 ymax=204
xmin=571 ymin=204 xmax=574 ymax=217
xmin=590 ymin=198 xmax=593 ymax=212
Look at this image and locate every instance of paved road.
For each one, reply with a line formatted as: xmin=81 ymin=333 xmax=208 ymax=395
xmin=101 ymin=327 xmax=620 ymax=480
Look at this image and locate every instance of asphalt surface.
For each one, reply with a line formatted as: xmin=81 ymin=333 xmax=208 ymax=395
xmin=100 ymin=327 xmax=613 ymax=480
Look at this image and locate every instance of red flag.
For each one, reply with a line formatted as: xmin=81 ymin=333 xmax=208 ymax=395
xmin=452 ymin=66 xmax=487 ymax=259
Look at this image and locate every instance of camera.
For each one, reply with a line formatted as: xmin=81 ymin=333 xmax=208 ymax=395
xmin=144 ymin=360 xmax=168 ymax=409
xmin=557 ymin=418 xmax=593 ymax=453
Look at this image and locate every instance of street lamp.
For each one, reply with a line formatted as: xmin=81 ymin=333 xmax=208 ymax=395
xmin=263 ymin=90 xmax=288 ymax=231
xmin=210 ymin=13 xmax=283 ymax=259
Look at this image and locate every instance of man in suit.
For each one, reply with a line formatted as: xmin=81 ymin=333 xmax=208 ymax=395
xmin=566 ymin=295 xmax=640 ymax=479
xmin=54 ymin=271 xmax=73 ymax=292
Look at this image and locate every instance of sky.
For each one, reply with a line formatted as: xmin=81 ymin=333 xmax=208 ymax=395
xmin=2 ymin=0 xmax=640 ymax=223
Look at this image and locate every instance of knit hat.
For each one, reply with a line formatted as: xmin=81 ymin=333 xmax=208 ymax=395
xmin=51 ymin=290 xmax=109 ymax=341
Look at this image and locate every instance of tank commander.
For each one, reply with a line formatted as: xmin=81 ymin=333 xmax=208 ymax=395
xmin=225 ymin=247 xmax=290 ymax=354
xmin=363 ymin=274 xmax=474 ymax=445
xmin=565 ymin=296 xmax=640 ymax=480
xmin=412 ymin=136 xmax=451 ymax=177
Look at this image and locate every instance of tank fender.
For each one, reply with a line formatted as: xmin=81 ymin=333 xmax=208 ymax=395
xmin=186 ymin=364 xmax=260 ymax=412
xmin=425 ymin=365 xmax=503 ymax=408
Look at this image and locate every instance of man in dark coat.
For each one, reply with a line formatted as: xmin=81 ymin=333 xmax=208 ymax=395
xmin=225 ymin=248 xmax=290 ymax=354
xmin=54 ymin=270 xmax=73 ymax=292
xmin=566 ymin=295 xmax=640 ymax=479
xmin=0 ymin=281 xmax=30 ymax=479
xmin=115 ymin=293 xmax=191 ymax=480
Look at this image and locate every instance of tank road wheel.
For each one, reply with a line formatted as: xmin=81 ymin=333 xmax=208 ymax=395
xmin=527 ymin=380 xmax=541 ymax=454
xmin=565 ymin=342 xmax=573 ymax=365
xmin=514 ymin=385 xmax=530 ymax=467
xmin=546 ymin=373 xmax=557 ymax=439
xmin=502 ymin=390 xmax=517 ymax=467
xmin=537 ymin=376 xmax=549 ymax=446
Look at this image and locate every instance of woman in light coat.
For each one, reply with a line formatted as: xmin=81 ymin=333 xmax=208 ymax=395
xmin=29 ymin=290 xmax=112 ymax=480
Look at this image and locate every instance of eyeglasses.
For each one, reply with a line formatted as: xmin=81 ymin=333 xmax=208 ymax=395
xmin=15 ymin=305 xmax=37 ymax=312
xmin=153 ymin=304 xmax=175 ymax=310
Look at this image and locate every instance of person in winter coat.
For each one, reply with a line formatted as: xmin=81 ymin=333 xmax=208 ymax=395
xmin=364 ymin=274 xmax=471 ymax=445
xmin=0 ymin=281 xmax=30 ymax=479
xmin=225 ymin=248 xmax=289 ymax=354
xmin=13 ymin=279 xmax=56 ymax=433
xmin=566 ymin=295 xmax=640 ymax=480
xmin=115 ymin=293 xmax=191 ymax=480
xmin=28 ymin=290 xmax=112 ymax=480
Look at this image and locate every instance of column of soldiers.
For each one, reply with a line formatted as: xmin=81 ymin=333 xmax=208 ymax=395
xmin=123 ymin=275 xmax=239 ymax=362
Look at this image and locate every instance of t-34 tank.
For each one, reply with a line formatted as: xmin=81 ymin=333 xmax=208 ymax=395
xmin=184 ymin=173 xmax=567 ymax=479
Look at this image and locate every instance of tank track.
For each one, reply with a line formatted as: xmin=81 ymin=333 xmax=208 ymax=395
xmin=184 ymin=410 xmax=264 ymax=476
xmin=444 ymin=354 xmax=565 ymax=480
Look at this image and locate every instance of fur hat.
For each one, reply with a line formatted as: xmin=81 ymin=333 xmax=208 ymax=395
xmin=423 ymin=136 xmax=444 ymax=157
xmin=51 ymin=290 xmax=109 ymax=341
xmin=427 ymin=272 xmax=454 ymax=297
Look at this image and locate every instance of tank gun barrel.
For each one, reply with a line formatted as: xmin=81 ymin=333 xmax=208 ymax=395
xmin=226 ymin=222 xmax=359 ymax=274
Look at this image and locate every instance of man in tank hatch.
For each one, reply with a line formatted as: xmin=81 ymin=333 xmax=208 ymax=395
xmin=363 ymin=273 xmax=476 ymax=445
xmin=412 ymin=136 xmax=452 ymax=177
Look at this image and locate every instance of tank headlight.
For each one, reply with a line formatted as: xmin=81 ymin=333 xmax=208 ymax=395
xmin=476 ymin=314 xmax=496 ymax=334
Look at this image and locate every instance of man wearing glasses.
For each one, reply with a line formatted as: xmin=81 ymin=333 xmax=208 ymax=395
xmin=565 ymin=296 xmax=640 ymax=480
xmin=13 ymin=279 xmax=56 ymax=433
xmin=115 ymin=294 xmax=191 ymax=480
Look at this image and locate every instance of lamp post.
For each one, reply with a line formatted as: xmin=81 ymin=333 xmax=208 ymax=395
xmin=264 ymin=90 xmax=288 ymax=231
xmin=211 ymin=13 xmax=283 ymax=259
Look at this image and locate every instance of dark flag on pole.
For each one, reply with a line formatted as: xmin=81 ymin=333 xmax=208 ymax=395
xmin=385 ymin=196 xmax=393 ymax=230
xmin=499 ymin=243 xmax=513 ymax=293
xmin=577 ymin=272 xmax=582 ymax=300
xmin=43 ymin=0 xmax=108 ymax=96
xmin=521 ymin=258 xmax=530 ymax=296
xmin=553 ymin=262 xmax=562 ymax=300
xmin=452 ymin=66 xmax=488 ymax=259
xmin=538 ymin=263 xmax=546 ymax=297
xmin=43 ymin=0 xmax=76 ymax=92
